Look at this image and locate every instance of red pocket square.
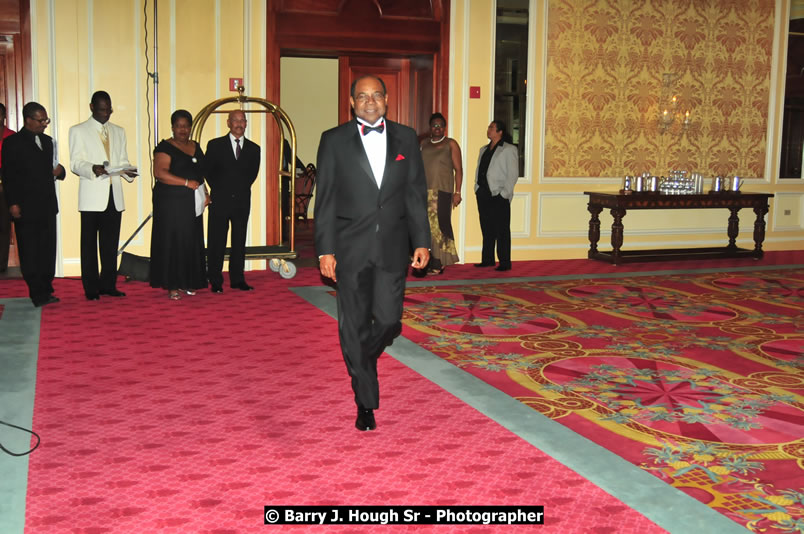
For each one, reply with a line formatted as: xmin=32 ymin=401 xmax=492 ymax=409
xmin=395 ymin=154 xmax=405 ymax=161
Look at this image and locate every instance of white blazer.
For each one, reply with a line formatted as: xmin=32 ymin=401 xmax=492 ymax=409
xmin=474 ymin=141 xmax=519 ymax=201
xmin=69 ymin=118 xmax=131 ymax=212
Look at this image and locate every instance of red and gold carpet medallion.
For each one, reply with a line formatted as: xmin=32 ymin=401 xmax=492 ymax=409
xmin=402 ymin=270 xmax=804 ymax=532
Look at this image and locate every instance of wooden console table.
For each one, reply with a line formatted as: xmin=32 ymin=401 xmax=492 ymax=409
xmin=584 ymin=192 xmax=773 ymax=265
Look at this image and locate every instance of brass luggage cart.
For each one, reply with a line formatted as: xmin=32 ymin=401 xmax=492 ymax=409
xmin=192 ymin=86 xmax=300 ymax=279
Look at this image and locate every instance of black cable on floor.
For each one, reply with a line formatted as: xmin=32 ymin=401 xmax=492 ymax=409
xmin=0 ymin=419 xmax=40 ymax=456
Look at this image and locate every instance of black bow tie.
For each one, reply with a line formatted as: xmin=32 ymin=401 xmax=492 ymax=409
xmin=361 ymin=122 xmax=384 ymax=136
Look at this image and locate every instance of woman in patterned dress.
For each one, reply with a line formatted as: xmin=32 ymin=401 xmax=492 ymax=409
xmin=419 ymin=112 xmax=462 ymax=274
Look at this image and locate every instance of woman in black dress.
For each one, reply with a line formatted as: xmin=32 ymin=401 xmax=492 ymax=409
xmin=150 ymin=109 xmax=208 ymax=300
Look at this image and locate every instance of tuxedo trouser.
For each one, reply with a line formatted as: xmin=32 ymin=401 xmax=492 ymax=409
xmin=14 ymin=215 xmax=56 ymax=305
xmin=80 ymin=188 xmax=122 ymax=296
xmin=476 ymin=187 xmax=511 ymax=267
xmin=336 ymin=259 xmax=406 ymax=410
xmin=207 ymin=201 xmax=249 ymax=287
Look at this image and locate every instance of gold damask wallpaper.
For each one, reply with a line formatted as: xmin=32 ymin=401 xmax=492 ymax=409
xmin=544 ymin=0 xmax=775 ymax=178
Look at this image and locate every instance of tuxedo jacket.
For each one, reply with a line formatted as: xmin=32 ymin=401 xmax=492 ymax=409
xmin=0 ymin=128 xmax=60 ymax=221
xmin=205 ymin=134 xmax=261 ymax=209
xmin=69 ymin=118 xmax=132 ymax=212
xmin=474 ymin=141 xmax=519 ymax=200
xmin=314 ymin=118 xmax=430 ymax=273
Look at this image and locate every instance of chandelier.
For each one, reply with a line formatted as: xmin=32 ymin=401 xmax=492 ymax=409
xmin=658 ymin=73 xmax=691 ymax=134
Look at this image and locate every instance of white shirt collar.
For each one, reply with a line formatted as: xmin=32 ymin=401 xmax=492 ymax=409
xmin=90 ymin=117 xmax=107 ymax=131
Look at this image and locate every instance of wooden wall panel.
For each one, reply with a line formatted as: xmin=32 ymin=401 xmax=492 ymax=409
xmin=0 ymin=0 xmax=30 ymax=128
xmin=1 ymin=0 xmax=29 ymax=269
xmin=0 ymin=0 xmax=20 ymax=34
xmin=411 ymin=55 xmax=433 ymax=135
xmin=0 ymin=49 xmax=8 ymax=114
xmin=278 ymin=0 xmax=340 ymax=15
xmin=377 ymin=0 xmax=437 ymax=19
xmin=278 ymin=0 xmax=436 ymax=20
xmin=266 ymin=0 xmax=282 ymax=246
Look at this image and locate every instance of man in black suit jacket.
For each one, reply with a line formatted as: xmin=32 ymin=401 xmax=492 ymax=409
xmin=205 ymin=110 xmax=261 ymax=292
xmin=1 ymin=102 xmax=66 ymax=306
xmin=315 ymin=75 xmax=430 ymax=431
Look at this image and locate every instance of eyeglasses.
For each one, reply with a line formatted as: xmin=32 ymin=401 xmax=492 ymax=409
xmin=34 ymin=117 xmax=51 ymax=125
xmin=354 ymin=92 xmax=385 ymax=104
xmin=430 ymin=123 xmax=445 ymax=129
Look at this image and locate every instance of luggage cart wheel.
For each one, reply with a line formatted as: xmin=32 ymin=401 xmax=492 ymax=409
xmin=268 ymin=258 xmax=281 ymax=272
xmin=279 ymin=260 xmax=297 ymax=279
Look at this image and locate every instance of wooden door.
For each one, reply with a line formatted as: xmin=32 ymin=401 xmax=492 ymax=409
xmin=0 ymin=0 xmax=32 ymax=270
xmin=338 ymin=54 xmax=434 ymax=134
xmin=0 ymin=37 xmax=21 ymax=129
xmin=0 ymin=39 xmax=16 ymax=269
xmin=266 ymin=0 xmax=449 ymax=243
xmin=410 ymin=55 xmax=434 ymax=137
xmin=339 ymin=56 xmax=406 ymax=125
xmin=0 ymin=35 xmax=21 ymax=270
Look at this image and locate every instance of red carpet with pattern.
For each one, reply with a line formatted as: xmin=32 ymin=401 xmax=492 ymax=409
xmin=400 ymin=265 xmax=804 ymax=532
xmin=1 ymin=264 xmax=670 ymax=533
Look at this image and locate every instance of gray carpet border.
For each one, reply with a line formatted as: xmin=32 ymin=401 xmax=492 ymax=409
xmin=0 ymin=299 xmax=41 ymax=534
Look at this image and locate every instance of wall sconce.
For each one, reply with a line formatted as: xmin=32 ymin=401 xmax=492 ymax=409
xmin=658 ymin=73 xmax=691 ymax=134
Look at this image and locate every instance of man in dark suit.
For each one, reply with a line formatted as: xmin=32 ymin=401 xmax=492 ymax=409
xmin=1 ymin=102 xmax=66 ymax=306
xmin=315 ymin=75 xmax=430 ymax=431
xmin=205 ymin=109 xmax=261 ymax=293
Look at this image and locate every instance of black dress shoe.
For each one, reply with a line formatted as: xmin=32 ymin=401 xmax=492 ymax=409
xmin=475 ymin=262 xmax=495 ymax=268
xmin=34 ymin=295 xmax=60 ymax=307
xmin=385 ymin=322 xmax=403 ymax=348
xmin=99 ymin=289 xmax=126 ymax=297
xmin=211 ymin=285 xmax=223 ymax=293
xmin=355 ymin=408 xmax=376 ymax=431
xmin=233 ymin=282 xmax=254 ymax=291
xmin=86 ymin=293 xmax=100 ymax=301
xmin=495 ymin=265 xmax=512 ymax=272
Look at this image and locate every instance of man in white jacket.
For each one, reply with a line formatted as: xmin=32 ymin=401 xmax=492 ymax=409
xmin=69 ymin=91 xmax=136 ymax=300
xmin=474 ymin=120 xmax=518 ymax=271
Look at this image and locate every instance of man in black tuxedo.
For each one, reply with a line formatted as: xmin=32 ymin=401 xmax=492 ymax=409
xmin=1 ymin=102 xmax=66 ymax=307
xmin=205 ymin=109 xmax=261 ymax=293
xmin=315 ymin=75 xmax=430 ymax=431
